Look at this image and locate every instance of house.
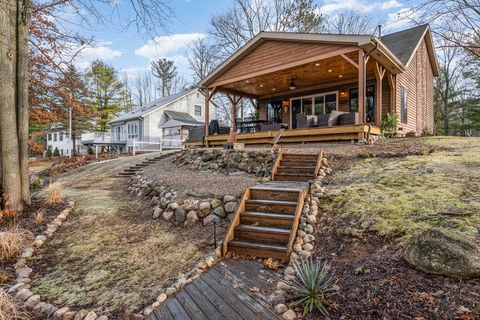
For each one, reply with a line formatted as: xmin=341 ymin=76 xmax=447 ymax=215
xmin=193 ymin=24 xmax=438 ymax=146
xmin=45 ymin=124 xmax=73 ymax=157
xmin=108 ymin=88 xmax=217 ymax=152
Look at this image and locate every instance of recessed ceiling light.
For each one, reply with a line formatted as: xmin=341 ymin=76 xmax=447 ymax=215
xmin=328 ymin=69 xmax=333 ymax=72
xmin=246 ymin=80 xmax=250 ymax=83
xmin=272 ymin=88 xmax=276 ymax=91
xmin=338 ymin=75 xmax=343 ymax=78
xmin=260 ymin=84 xmax=264 ymax=87
xmin=315 ymin=63 xmax=320 ymax=66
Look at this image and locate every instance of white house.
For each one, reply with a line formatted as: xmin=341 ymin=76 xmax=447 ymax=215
xmin=45 ymin=124 xmax=73 ymax=157
xmin=108 ymin=88 xmax=217 ymax=152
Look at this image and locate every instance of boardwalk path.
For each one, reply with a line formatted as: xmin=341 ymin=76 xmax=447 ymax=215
xmin=147 ymin=259 xmax=282 ymax=320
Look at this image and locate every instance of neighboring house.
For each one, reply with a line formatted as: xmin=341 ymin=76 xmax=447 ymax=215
xmin=195 ymin=24 xmax=438 ymax=146
xmin=45 ymin=124 xmax=73 ymax=157
xmin=109 ymin=88 xmax=217 ymax=152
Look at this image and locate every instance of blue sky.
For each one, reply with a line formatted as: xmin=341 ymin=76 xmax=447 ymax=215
xmin=71 ymin=0 xmax=418 ymax=82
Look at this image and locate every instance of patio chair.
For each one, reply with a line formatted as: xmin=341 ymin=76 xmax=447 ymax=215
xmin=339 ymin=112 xmax=360 ymax=125
xmin=260 ymin=123 xmax=282 ymax=132
xmin=316 ymin=111 xmax=344 ymax=127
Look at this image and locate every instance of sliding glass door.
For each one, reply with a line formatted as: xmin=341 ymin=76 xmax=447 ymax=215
xmin=290 ymin=92 xmax=338 ymax=129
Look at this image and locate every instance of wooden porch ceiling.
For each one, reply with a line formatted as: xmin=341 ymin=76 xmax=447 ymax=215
xmin=219 ymin=51 xmax=378 ymax=98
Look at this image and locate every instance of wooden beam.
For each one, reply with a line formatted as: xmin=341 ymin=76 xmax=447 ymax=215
xmin=374 ymin=62 xmax=383 ymax=127
xmin=210 ymin=46 xmax=359 ymax=87
xmin=218 ymin=86 xmax=259 ymax=99
xmin=358 ymin=49 xmax=366 ymax=124
xmin=387 ymin=72 xmax=396 ymax=114
xmin=207 ymin=86 xmax=218 ymax=101
xmin=205 ymin=89 xmax=210 ymax=138
xmin=341 ymin=54 xmax=359 ymax=69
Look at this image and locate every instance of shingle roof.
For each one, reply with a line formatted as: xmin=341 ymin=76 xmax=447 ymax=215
xmin=381 ymin=24 xmax=429 ymax=66
xmin=109 ymin=88 xmax=195 ymax=124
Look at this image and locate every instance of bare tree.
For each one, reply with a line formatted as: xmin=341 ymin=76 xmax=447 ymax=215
xmin=325 ymin=10 xmax=381 ymax=35
xmin=410 ymin=0 xmax=480 ymax=57
xmin=151 ymin=58 xmax=177 ymax=97
xmin=119 ymin=72 xmax=134 ymax=112
xmin=133 ymin=72 xmax=155 ymax=107
xmin=187 ymin=37 xmax=220 ymax=83
xmin=210 ymin=0 xmax=323 ymax=57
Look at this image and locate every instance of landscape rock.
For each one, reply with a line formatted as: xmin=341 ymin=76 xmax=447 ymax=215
xmin=282 ymin=309 xmax=297 ymax=320
xmin=298 ymin=250 xmax=312 ymax=259
xmin=203 ymin=214 xmax=219 ymax=225
xmin=223 ymin=195 xmax=236 ymax=203
xmin=53 ymin=307 xmax=69 ymax=319
xmin=175 ymin=207 xmax=186 ymax=223
xmin=84 ymin=311 xmax=98 ymax=320
xmin=285 ymin=266 xmax=295 ymax=276
xmin=156 ymin=293 xmax=167 ymax=303
xmin=213 ymin=206 xmax=226 ymax=218
xmin=74 ymin=310 xmax=89 ymax=320
xmin=275 ymin=304 xmax=288 ymax=314
xmin=24 ymin=294 xmax=40 ymax=308
xmin=96 ymin=317 xmax=108 ymax=320
xmin=303 ymin=235 xmax=315 ymax=243
xmin=404 ymin=228 xmax=480 ymax=278
xmin=210 ymin=199 xmax=223 ymax=209
xmin=224 ymin=202 xmax=237 ymax=213
xmin=152 ymin=207 xmax=162 ymax=219
xmin=303 ymin=243 xmax=314 ymax=251
xmin=162 ymin=211 xmax=173 ymax=221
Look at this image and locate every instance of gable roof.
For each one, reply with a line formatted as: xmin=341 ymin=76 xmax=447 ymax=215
xmin=199 ymin=24 xmax=439 ymax=87
xmin=381 ymin=24 xmax=439 ymax=75
xmin=109 ymin=88 xmax=196 ymax=124
xmin=159 ymin=110 xmax=203 ymax=129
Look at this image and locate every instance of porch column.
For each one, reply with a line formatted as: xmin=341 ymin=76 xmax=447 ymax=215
xmin=204 ymin=89 xmax=210 ymax=137
xmin=374 ymin=62 xmax=385 ymax=127
xmin=227 ymin=94 xmax=241 ymax=133
xmin=358 ymin=49 xmax=366 ymax=124
xmin=387 ymin=73 xmax=397 ymax=115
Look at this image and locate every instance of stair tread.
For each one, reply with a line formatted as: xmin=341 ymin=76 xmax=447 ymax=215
xmin=242 ymin=211 xmax=295 ymax=219
xmin=228 ymin=240 xmax=288 ymax=251
xmin=235 ymin=224 xmax=291 ymax=234
xmin=276 ymin=172 xmax=314 ymax=176
xmin=247 ymin=199 xmax=297 ymax=206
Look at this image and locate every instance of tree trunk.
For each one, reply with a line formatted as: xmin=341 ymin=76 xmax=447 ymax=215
xmin=443 ymin=81 xmax=449 ymax=136
xmin=16 ymin=0 xmax=31 ymax=205
xmin=0 ymin=0 xmax=23 ymax=211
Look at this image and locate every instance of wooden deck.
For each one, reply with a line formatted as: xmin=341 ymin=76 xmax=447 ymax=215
xmin=185 ymin=124 xmax=381 ymax=147
xmin=147 ymin=259 xmax=281 ymax=320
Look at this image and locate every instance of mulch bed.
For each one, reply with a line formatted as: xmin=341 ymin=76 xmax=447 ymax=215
xmin=311 ymin=233 xmax=480 ymax=319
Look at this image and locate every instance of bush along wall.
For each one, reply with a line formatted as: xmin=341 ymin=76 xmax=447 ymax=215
xmin=174 ymin=148 xmax=279 ymax=177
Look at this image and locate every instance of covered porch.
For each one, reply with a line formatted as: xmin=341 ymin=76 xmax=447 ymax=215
xmin=195 ymin=32 xmax=403 ymax=146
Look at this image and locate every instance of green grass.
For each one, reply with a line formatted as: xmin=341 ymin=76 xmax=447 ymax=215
xmin=321 ymin=137 xmax=480 ymax=242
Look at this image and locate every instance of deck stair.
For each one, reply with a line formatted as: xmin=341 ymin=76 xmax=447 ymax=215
xmin=117 ymin=152 xmax=179 ymax=177
xmin=271 ymin=150 xmax=323 ymax=182
xmin=223 ymin=150 xmax=323 ymax=261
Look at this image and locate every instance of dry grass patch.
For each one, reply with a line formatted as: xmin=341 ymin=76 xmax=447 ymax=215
xmin=46 ymin=183 xmax=63 ymax=205
xmin=320 ymin=137 xmax=480 ymax=242
xmin=34 ymin=209 xmax=44 ymax=226
xmin=0 ymin=288 xmax=29 ymax=320
xmin=0 ymin=226 xmax=31 ymax=263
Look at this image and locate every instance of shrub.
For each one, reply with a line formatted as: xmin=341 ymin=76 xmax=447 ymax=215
xmin=0 ymin=288 xmax=29 ymax=320
xmin=45 ymin=148 xmax=53 ymax=158
xmin=53 ymin=147 xmax=60 ymax=157
xmin=0 ymin=227 xmax=30 ymax=263
xmin=87 ymin=146 xmax=94 ymax=155
xmin=30 ymin=176 xmax=42 ymax=191
xmin=35 ymin=209 xmax=45 ymax=225
xmin=46 ymin=183 xmax=63 ymax=205
xmin=381 ymin=113 xmax=398 ymax=138
xmin=288 ymin=258 xmax=336 ymax=317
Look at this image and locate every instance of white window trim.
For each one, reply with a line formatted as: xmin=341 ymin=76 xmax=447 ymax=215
xmin=289 ymin=91 xmax=339 ymax=129
xmin=401 ymin=86 xmax=408 ymax=124
xmin=194 ymin=105 xmax=202 ymax=117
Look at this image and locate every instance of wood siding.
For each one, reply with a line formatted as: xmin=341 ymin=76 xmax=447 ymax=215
xmin=214 ymin=41 xmax=354 ymax=85
xmin=396 ymin=39 xmax=435 ymax=135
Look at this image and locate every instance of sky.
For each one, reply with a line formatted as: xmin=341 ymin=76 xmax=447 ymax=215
xmin=69 ymin=0 xmax=419 ymax=83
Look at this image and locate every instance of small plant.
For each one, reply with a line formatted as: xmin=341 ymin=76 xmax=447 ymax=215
xmin=53 ymin=147 xmax=60 ymax=157
xmin=0 ymin=227 xmax=30 ymax=263
xmin=45 ymin=148 xmax=53 ymax=158
xmin=87 ymin=146 xmax=94 ymax=155
xmin=46 ymin=182 xmax=63 ymax=205
xmin=30 ymin=176 xmax=42 ymax=191
xmin=288 ymin=258 xmax=336 ymax=317
xmin=35 ymin=209 xmax=45 ymax=225
xmin=381 ymin=113 xmax=398 ymax=138
xmin=0 ymin=288 xmax=29 ymax=320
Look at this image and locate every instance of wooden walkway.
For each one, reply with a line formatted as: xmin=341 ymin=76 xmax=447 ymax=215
xmin=147 ymin=259 xmax=281 ymax=320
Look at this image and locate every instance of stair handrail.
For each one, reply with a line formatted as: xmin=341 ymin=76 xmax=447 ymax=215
xmin=314 ymin=149 xmax=324 ymax=177
xmin=222 ymin=188 xmax=250 ymax=256
xmin=270 ymin=148 xmax=284 ymax=181
xmin=287 ymin=190 xmax=306 ymax=257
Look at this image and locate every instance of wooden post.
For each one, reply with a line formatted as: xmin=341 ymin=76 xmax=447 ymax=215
xmin=387 ymin=73 xmax=396 ymax=115
xmin=374 ymin=62 xmax=385 ymax=127
xmin=204 ymin=89 xmax=210 ymax=137
xmin=358 ymin=49 xmax=366 ymax=123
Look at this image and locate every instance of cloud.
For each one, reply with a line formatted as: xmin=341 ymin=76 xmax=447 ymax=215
xmin=384 ymin=7 xmax=419 ymax=31
xmin=72 ymin=42 xmax=122 ymax=69
xmin=319 ymin=0 xmax=401 ymax=14
xmin=134 ymin=33 xmax=205 ymax=60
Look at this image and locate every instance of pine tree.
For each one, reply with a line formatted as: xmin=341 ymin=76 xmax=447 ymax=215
xmin=151 ymin=58 xmax=177 ymax=97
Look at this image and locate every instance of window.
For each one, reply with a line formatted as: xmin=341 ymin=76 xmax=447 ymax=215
xmin=59 ymin=132 xmax=63 ymax=141
xmin=194 ymin=105 xmax=202 ymax=116
xmin=127 ymin=122 xmax=139 ymax=139
xmin=401 ymin=87 xmax=408 ymax=123
xmin=266 ymin=101 xmax=282 ymax=123
xmin=53 ymin=133 xmax=57 ymax=142
xmin=47 ymin=133 xmax=52 ymax=141
xmin=349 ymin=86 xmax=375 ymax=122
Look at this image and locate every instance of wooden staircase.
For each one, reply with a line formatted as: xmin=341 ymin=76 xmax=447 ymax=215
xmin=117 ymin=151 xmax=179 ymax=177
xmin=223 ymin=150 xmax=323 ymax=261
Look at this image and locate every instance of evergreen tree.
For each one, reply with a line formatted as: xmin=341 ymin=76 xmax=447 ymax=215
xmin=53 ymin=147 xmax=60 ymax=157
xmin=86 ymin=60 xmax=125 ymax=131
xmin=151 ymin=58 xmax=177 ymax=97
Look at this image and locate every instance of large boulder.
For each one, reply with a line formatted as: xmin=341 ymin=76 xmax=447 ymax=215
xmin=404 ymin=228 xmax=480 ymax=278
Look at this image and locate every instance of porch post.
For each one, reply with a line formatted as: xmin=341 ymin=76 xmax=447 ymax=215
xmin=358 ymin=49 xmax=366 ymax=124
xmin=204 ymin=89 xmax=210 ymax=137
xmin=374 ymin=62 xmax=385 ymax=127
xmin=387 ymin=73 xmax=397 ymax=115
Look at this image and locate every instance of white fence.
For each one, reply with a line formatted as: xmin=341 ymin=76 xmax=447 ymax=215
xmin=128 ymin=138 xmax=184 ymax=155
